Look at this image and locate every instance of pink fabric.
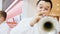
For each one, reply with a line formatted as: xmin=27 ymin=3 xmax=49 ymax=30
xmin=6 ymin=1 xmax=23 ymax=20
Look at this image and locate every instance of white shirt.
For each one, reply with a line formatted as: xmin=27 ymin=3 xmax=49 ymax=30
xmin=10 ymin=17 xmax=36 ymax=34
xmin=0 ymin=21 xmax=10 ymax=34
xmin=10 ymin=17 xmax=60 ymax=34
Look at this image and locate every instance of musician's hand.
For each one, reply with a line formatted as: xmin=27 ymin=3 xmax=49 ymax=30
xmin=30 ymin=12 xmax=48 ymax=27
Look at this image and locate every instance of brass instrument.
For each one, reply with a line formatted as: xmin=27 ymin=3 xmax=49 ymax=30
xmin=37 ymin=16 xmax=60 ymax=34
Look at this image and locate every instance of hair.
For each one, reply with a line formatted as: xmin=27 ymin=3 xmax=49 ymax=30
xmin=0 ymin=10 xmax=7 ymax=20
xmin=36 ymin=0 xmax=52 ymax=10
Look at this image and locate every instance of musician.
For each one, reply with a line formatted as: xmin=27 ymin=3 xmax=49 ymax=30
xmin=10 ymin=0 xmax=60 ymax=34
